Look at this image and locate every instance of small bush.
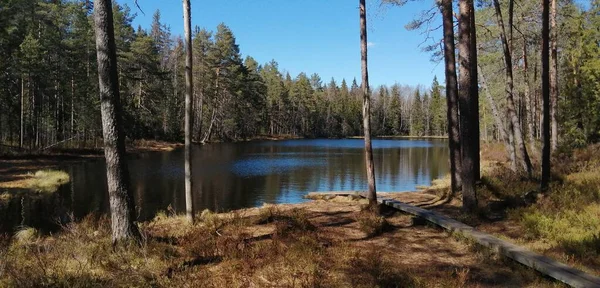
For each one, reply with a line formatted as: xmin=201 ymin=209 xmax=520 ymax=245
xmin=356 ymin=210 xmax=390 ymax=238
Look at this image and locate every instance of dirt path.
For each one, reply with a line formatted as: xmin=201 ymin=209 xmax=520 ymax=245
xmin=223 ymin=198 xmax=562 ymax=287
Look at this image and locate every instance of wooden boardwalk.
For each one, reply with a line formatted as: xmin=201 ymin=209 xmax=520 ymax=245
xmin=307 ymin=192 xmax=600 ymax=288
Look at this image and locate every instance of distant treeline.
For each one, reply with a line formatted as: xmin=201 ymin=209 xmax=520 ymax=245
xmin=1 ymin=0 xmax=597 ymax=149
xmin=0 ymin=1 xmax=447 ymax=149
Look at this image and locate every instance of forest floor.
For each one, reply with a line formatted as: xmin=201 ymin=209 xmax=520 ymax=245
xmin=408 ymin=143 xmax=600 ymax=278
xmin=0 ymin=194 xmax=562 ymax=287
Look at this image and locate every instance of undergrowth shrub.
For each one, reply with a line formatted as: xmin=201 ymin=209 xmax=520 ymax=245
xmin=356 ymin=210 xmax=390 ymax=238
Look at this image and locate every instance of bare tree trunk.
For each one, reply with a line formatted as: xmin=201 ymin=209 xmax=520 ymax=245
xmin=93 ymin=0 xmax=140 ymax=244
xmin=469 ymin=1 xmax=480 ymax=181
xmin=183 ymin=0 xmax=195 ymax=223
xmin=523 ymin=41 xmax=536 ymax=150
xmin=20 ymin=76 xmax=24 ymax=148
xmin=71 ymin=75 xmax=75 ymax=146
xmin=439 ymin=0 xmax=462 ymax=195
xmin=492 ymin=0 xmax=533 ymax=177
xmin=541 ymin=0 xmax=551 ymax=192
xmin=478 ymin=65 xmax=517 ymax=172
xmin=202 ymin=108 xmax=216 ymax=143
xmin=458 ymin=0 xmax=477 ymax=212
xmin=550 ymin=0 xmax=558 ymax=150
xmin=359 ymin=0 xmax=377 ymax=207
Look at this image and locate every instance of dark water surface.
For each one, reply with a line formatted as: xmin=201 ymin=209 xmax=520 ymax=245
xmin=3 ymin=139 xmax=449 ymax=232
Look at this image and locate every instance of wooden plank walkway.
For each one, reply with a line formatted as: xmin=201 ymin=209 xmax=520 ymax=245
xmin=307 ymin=192 xmax=600 ymax=288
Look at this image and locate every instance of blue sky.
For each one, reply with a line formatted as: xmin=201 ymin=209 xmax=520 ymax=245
xmin=120 ymin=0 xmax=443 ymax=87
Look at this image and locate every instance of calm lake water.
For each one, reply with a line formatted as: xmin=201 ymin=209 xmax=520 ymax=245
xmin=1 ymin=139 xmax=448 ymax=232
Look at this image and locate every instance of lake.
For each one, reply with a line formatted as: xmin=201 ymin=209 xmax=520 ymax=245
xmin=1 ymin=138 xmax=449 ymax=232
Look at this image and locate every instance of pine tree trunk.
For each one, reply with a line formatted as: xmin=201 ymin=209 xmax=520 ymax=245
xmin=440 ymin=0 xmax=462 ymax=194
xmin=550 ymin=0 xmax=558 ymax=150
xmin=458 ymin=0 xmax=477 ymax=212
xmin=492 ymin=0 xmax=533 ymax=177
xmin=359 ymin=0 xmax=377 ymax=207
xmin=20 ymin=76 xmax=24 ymax=148
xmin=183 ymin=0 xmax=195 ymax=223
xmin=469 ymin=1 xmax=480 ymax=181
xmin=541 ymin=0 xmax=551 ymax=191
xmin=71 ymin=75 xmax=75 ymax=143
xmin=93 ymin=0 xmax=140 ymax=244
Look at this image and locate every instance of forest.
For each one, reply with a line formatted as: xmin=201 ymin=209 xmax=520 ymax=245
xmin=1 ymin=0 xmax=600 ymax=286
xmin=0 ymin=1 xmax=451 ymax=149
xmin=1 ymin=1 xmax=598 ymax=148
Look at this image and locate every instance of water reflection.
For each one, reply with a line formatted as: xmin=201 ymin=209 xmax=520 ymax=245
xmin=3 ymin=139 xmax=449 ymax=232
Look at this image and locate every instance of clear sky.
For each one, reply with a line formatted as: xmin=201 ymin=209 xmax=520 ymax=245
xmin=119 ymin=0 xmax=443 ymax=88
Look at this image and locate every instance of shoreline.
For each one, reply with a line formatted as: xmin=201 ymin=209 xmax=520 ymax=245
xmin=0 ymin=140 xmax=182 ymax=191
xmin=0 ymin=192 xmax=560 ymax=287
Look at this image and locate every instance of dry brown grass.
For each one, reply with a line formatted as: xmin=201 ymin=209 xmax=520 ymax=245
xmin=405 ymin=143 xmax=600 ymax=277
xmin=0 ymin=198 xmax=561 ymax=287
xmin=130 ymin=139 xmax=182 ymax=152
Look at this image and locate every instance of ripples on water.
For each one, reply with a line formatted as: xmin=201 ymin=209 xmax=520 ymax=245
xmin=3 ymin=138 xmax=449 ymax=232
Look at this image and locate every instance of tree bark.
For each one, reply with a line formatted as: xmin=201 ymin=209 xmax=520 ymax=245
xmin=93 ymin=0 xmax=140 ymax=244
xmin=359 ymin=0 xmax=377 ymax=207
xmin=20 ymin=76 xmax=24 ymax=148
xmin=458 ymin=0 xmax=477 ymax=212
xmin=492 ymin=0 xmax=533 ymax=177
xmin=550 ymin=0 xmax=558 ymax=150
xmin=183 ymin=0 xmax=195 ymax=223
xmin=439 ymin=0 xmax=462 ymax=195
xmin=469 ymin=0 xmax=480 ymax=181
xmin=541 ymin=0 xmax=551 ymax=192
xmin=71 ymin=75 xmax=75 ymax=144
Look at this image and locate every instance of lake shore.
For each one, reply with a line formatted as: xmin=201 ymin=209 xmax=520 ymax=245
xmin=0 ymin=192 xmax=559 ymax=287
xmin=3 ymin=141 xmax=598 ymax=286
xmin=0 ymin=140 xmax=181 ymax=191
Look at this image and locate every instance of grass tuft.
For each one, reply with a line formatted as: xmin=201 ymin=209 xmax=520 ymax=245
xmin=355 ymin=209 xmax=390 ymax=238
xmin=13 ymin=227 xmax=38 ymax=244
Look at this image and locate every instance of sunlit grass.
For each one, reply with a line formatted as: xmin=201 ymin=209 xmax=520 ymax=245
xmin=0 ymin=170 xmax=69 ymax=193
xmin=2 ymin=204 xmax=550 ymax=287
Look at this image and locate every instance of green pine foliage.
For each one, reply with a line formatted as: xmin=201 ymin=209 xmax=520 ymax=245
xmin=0 ymin=0 xmax=455 ymax=148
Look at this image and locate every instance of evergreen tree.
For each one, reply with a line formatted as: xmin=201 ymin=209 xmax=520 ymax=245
xmin=411 ymin=90 xmax=424 ymax=136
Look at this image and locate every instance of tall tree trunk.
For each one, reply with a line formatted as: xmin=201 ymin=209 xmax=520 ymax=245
xmin=20 ymin=76 xmax=24 ymax=148
xmin=541 ymin=0 xmax=551 ymax=192
xmin=439 ymin=0 xmax=462 ymax=195
xmin=469 ymin=0 xmax=480 ymax=181
xmin=492 ymin=0 xmax=533 ymax=177
xmin=478 ymin=65 xmax=517 ymax=171
xmin=183 ymin=0 xmax=195 ymax=223
xmin=458 ymin=0 xmax=477 ymax=212
xmin=523 ymin=41 xmax=536 ymax=149
xmin=550 ymin=0 xmax=558 ymax=150
xmin=71 ymin=75 xmax=75 ymax=143
xmin=359 ymin=0 xmax=377 ymax=207
xmin=93 ymin=0 xmax=140 ymax=244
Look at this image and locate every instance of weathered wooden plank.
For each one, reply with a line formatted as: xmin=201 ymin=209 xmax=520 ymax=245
xmin=378 ymin=198 xmax=600 ymax=288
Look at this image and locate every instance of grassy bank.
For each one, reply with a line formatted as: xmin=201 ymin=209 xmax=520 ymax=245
xmin=0 ymin=199 xmax=559 ymax=287
xmin=0 ymin=140 xmax=179 ymax=194
xmin=0 ymin=170 xmax=70 ymax=204
xmin=412 ymin=143 xmax=600 ymax=276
